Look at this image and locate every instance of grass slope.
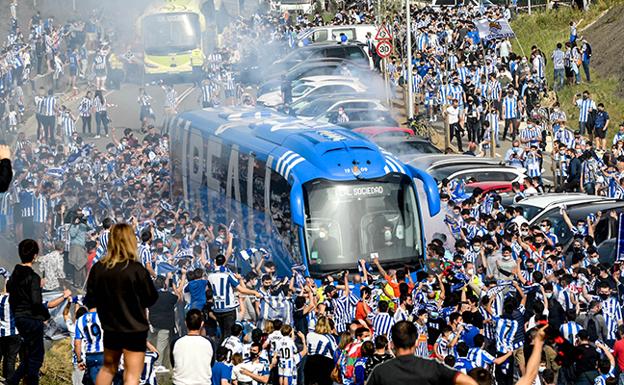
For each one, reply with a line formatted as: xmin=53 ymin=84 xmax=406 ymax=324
xmin=511 ymin=0 xmax=624 ymax=141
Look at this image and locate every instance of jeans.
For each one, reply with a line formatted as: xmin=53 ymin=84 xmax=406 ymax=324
xmin=148 ymin=329 xmax=170 ymax=367
xmin=0 ymin=335 xmax=21 ymax=380
xmin=85 ymin=353 xmax=104 ymax=383
xmin=582 ymin=59 xmax=591 ymax=82
xmin=81 ymin=115 xmax=92 ymax=134
xmin=554 ymin=68 xmax=565 ymax=90
xmin=42 ymin=115 xmax=56 ymax=145
xmin=449 ymin=122 xmax=463 ymax=151
xmin=583 ymin=182 xmax=596 ymax=195
xmin=8 ymin=317 xmax=44 ymax=385
xmin=95 ymin=111 xmax=108 ymax=136
xmin=579 ymin=121 xmax=588 ymax=136
xmin=214 ymin=309 xmax=237 ymax=342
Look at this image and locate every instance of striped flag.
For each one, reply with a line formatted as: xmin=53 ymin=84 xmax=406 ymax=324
xmin=616 ymin=213 xmax=624 ymax=261
xmin=238 ymin=247 xmax=268 ymax=261
xmin=175 ymin=248 xmax=193 ymax=259
xmin=45 ymin=167 xmax=66 ymax=178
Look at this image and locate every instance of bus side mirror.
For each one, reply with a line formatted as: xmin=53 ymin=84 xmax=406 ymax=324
xmin=407 ymin=165 xmax=440 ymax=216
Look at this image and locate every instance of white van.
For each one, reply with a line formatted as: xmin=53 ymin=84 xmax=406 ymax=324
xmin=296 ymin=24 xmax=378 ymax=47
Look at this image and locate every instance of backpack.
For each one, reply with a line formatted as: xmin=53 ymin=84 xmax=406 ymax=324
xmin=582 ymin=315 xmax=600 ymax=341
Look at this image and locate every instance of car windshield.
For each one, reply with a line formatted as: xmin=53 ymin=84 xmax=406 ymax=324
xmin=143 ymin=13 xmax=200 ymax=55
xmin=298 ymin=100 xmax=334 ymax=117
xmin=515 ymin=203 xmax=543 ymax=222
xmin=303 ymin=174 xmax=422 ymax=273
xmin=292 ymin=84 xmax=313 ymax=98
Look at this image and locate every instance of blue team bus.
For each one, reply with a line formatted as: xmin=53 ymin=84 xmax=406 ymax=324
xmin=166 ymin=107 xmax=440 ymax=277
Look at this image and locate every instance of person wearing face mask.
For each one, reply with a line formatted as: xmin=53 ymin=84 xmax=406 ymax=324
xmin=310 ymin=225 xmax=339 ymax=263
xmin=493 ymin=246 xmax=516 ymax=281
xmin=588 ymin=282 xmax=622 ymax=346
xmin=237 ymin=342 xmax=271 ymax=385
xmin=372 ymin=301 xmax=395 ymax=339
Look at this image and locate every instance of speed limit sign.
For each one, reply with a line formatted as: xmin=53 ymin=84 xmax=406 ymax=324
xmin=375 ymin=40 xmax=393 ymax=58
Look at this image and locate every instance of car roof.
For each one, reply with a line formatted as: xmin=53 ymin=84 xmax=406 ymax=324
xmin=353 ymin=127 xmax=414 ymax=136
xmin=530 ymin=199 xmax=624 ymax=224
xmin=298 ymin=75 xmax=362 ymax=83
xmin=514 ymin=193 xmax=607 ymax=209
xmin=299 ymin=42 xmax=365 ymax=50
xmin=405 ymin=154 xmax=504 ymax=169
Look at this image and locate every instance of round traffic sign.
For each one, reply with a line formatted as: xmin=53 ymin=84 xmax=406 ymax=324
xmin=375 ymin=40 xmax=393 ymax=58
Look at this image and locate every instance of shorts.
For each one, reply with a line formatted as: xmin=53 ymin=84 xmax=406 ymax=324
xmin=278 ymin=364 xmax=295 ymax=378
xmin=225 ymin=89 xmax=235 ymax=98
xmin=70 ymin=67 xmax=78 ymax=77
xmin=103 ymin=330 xmax=148 ymax=352
xmin=594 ymin=127 xmax=606 ymax=139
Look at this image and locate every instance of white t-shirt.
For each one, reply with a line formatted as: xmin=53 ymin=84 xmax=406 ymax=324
xmin=447 ymin=106 xmax=460 ymax=125
xmin=172 ymin=335 xmax=214 ymax=385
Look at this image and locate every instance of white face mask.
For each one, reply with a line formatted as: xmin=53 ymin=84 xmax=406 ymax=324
xmin=521 ymin=230 xmax=529 ymax=237
xmin=467 ymin=268 xmax=474 ymax=276
xmin=540 ymin=226 xmax=548 ymax=233
xmin=545 ymin=292 xmax=553 ymax=299
xmin=590 ymin=257 xmax=599 ymax=264
xmin=319 ymin=231 xmax=327 ymax=239
xmin=384 ymin=230 xmax=392 ymax=242
xmin=473 ymin=246 xmax=481 ymax=252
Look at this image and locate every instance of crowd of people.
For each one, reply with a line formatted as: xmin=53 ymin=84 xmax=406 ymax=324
xmin=0 ymin=2 xmax=620 ymax=385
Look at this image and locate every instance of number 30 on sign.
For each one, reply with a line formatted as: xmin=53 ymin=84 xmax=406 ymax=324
xmin=375 ymin=41 xmax=393 ymax=58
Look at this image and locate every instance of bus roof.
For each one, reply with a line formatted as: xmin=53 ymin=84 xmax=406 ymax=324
xmin=173 ymin=107 xmax=410 ymax=185
xmin=144 ymin=0 xmax=204 ymax=16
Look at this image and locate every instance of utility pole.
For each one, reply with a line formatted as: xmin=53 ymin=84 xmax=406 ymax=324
xmin=406 ymin=0 xmax=414 ymax=119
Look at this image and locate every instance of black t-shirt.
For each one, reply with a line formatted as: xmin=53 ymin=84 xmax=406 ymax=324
xmin=149 ymin=290 xmax=178 ymax=330
xmin=367 ymin=355 xmax=459 ymax=385
xmin=575 ymin=343 xmax=599 ymax=374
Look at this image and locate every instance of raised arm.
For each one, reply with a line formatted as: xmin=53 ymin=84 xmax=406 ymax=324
xmin=516 ymin=326 xmax=547 ymax=385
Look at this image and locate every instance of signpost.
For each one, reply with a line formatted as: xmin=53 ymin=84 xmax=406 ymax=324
xmin=375 ymin=24 xmax=393 ymax=108
xmin=375 ymin=40 xmax=392 ymax=58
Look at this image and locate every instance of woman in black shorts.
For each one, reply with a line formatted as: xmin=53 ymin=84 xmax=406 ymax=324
xmin=85 ymin=223 xmax=158 ymax=385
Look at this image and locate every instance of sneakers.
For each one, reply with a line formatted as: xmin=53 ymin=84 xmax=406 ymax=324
xmin=154 ymin=366 xmax=169 ymax=374
xmin=94 ymin=135 xmax=101 ymax=139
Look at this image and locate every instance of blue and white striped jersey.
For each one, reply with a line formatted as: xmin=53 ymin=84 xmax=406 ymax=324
xmin=18 ymin=190 xmax=34 ymax=218
xmin=138 ymin=243 xmax=153 ymax=270
xmin=372 ymin=312 xmax=395 ymax=338
xmin=560 ymin=321 xmax=583 ymax=345
xmin=434 ymin=333 xmax=452 ymax=359
xmin=41 ymin=95 xmax=56 ymax=116
xmin=576 ymin=98 xmax=596 ymax=122
xmin=600 ymin=296 xmax=622 ymax=341
xmin=207 ymin=266 xmax=240 ymax=312
xmin=306 ymin=332 xmax=337 ymax=359
xmin=331 ymin=293 xmax=358 ymax=333
xmin=276 ymin=336 xmax=298 ymax=368
xmin=75 ymin=311 xmax=104 ymax=354
xmin=33 ymin=193 xmax=47 ymax=224
xmin=502 ymin=96 xmax=518 ymax=119
xmin=467 ymin=347 xmax=494 ymax=368
xmin=0 ymin=294 xmax=17 ymax=337
xmin=492 ymin=316 xmax=520 ymax=353
xmin=140 ymin=351 xmax=159 ymax=385
xmin=94 ymin=230 xmax=109 ymax=263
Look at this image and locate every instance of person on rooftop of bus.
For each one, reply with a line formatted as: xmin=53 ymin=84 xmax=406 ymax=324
xmin=311 ymin=225 xmax=340 ymax=263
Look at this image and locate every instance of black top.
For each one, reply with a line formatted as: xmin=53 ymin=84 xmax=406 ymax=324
xmin=367 ymin=355 xmax=459 ymax=385
xmin=7 ymin=264 xmax=50 ymax=321
xmin=575 ymin=343 xmax=600 ymax=374
xmin=85 ymin=260 xmax=158 ymax=333
xmin=148 ymin=290 xmax=178 ymax=330
xmin=0 ymin=159 xmax=12 ymax=193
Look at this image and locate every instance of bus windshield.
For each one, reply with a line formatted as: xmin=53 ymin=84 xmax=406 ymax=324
xmin=303 ymin=174 xmax=422 ymax=273
xmin=143 ymin=13 xmax=200 ymax=55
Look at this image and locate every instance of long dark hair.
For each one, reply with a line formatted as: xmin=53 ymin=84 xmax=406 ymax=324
xmin=95 ymin=90 xmax=104 ymax=105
